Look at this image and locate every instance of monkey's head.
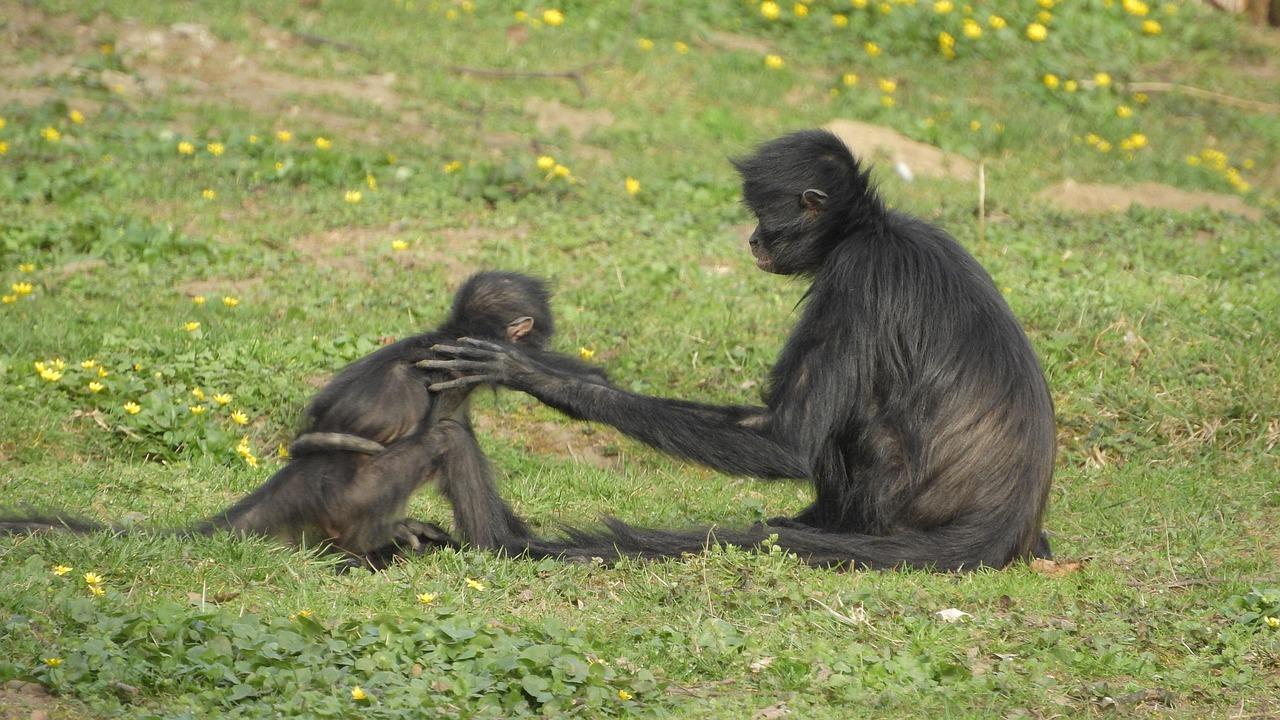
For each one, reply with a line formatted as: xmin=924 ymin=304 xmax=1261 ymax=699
xmin=447 ymin=271 xmax=554 ymax=348
xmin=732 ymin=129 xmax=880 ymax=275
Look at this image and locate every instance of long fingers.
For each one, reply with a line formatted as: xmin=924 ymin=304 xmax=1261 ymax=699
xmin=420 ymin=344 xmax=497 ymax=363
xmin=418 ymin=359 xmax=495 ymax=373
xmin=429 ymin=375 xmax=497 ymax=391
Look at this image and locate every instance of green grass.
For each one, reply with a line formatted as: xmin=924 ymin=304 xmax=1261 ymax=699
xmin=1 ymin=0 xmax=1278 ymax=717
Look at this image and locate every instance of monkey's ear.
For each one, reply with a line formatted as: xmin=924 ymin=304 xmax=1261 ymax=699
xmin=506 ymin=316 xmax=535 ymax=343
xmin=801 ymin=188 xmax=829 ymax=211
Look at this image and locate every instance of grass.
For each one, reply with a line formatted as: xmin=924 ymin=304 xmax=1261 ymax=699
xmin=1 ymin=0 xmax=1278 ymax=717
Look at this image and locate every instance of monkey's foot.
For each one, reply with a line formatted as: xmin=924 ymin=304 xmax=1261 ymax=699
xmin=391 ymin=518 xmax=459 ymax=553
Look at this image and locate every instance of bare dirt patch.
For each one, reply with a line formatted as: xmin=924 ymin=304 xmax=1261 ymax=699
xmin=0 ymin=680 xmax=80 ymax=720
xmin=704 ymin=31 xmax=774 ymax=55
xmin=1035 ymin=180 xmax=1262 ymax=220
xmin=176 ymin=276 xmax=265 ymax=299
xmin=475 ymin=414 xmax=623 ymax=472
xmin=524 ymin=97 xmax=615 ymax=141
xmin=825 ymin=119 xmax=976 ymax=181
xmin=292 ymin=223 xmax=527 ymax=285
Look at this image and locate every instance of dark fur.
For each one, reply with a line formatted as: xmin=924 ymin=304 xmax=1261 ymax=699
xmin=1 ymin=272 xmax=606 ymax=568
xmin=427 ymin=130 xmax=1056 ymax=571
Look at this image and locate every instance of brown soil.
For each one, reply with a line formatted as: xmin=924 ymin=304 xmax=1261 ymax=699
xmin=1035 ymin=180 xmax=1262 ymax=220
xmin=825 ymin=119 xmax=976 ymax=181
xmin=703 ymin=31 xmax=774 ymax=55
xmin=475 ymin=414 xmax=623 ymax=471
xmin=291 ymin=223 xmax=527 ymax=285
xmin=524 ymin=97 xmax=615 ymax=141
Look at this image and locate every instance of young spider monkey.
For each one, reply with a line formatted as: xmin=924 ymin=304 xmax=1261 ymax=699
xmin=0 ymin=272 xmax=607 ymax=570
xmin=427 ymin=131 xmax=1056 ymax=571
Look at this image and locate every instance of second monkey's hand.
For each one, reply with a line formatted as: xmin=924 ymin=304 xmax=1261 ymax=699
xmin=419 ymin=339 xmax=545 ymax=392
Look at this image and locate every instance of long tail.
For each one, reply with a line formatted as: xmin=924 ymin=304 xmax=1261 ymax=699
xmin=499 ymin=518 xmax=1046 ymax=571
xmin=0 ymin=512 xmax=114 ymax=535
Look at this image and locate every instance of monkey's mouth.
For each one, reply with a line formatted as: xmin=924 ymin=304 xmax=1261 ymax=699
xmin=750 ymin=244 xmax=774 ymax=272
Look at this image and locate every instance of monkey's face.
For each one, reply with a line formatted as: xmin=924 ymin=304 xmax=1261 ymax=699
xmin=745 ymin=192 xmax=829 ymax=275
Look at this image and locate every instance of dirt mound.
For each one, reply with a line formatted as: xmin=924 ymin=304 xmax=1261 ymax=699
xmin=524 ymin=97 xmax=614 ymax=141
xmin=825 ymin=118 xmax=976 ymax=181
xmin=475 ymin=414 xmax=622 ymax=471
xmin=1036 ymin=180 xmax=1261 ymax=220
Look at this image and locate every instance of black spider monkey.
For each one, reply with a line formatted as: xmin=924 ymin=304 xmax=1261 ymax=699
xmin=425 ymin=130 xmax=1056 ymax=571
xmin=1 ymin=272 xmax=608 ymax=570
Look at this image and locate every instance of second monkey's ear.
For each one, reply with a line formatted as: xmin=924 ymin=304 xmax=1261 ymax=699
xmin=506 ymin=316 xmax=535 ymax=343
xmin=801 ymin=188 xmax=829 ymax=211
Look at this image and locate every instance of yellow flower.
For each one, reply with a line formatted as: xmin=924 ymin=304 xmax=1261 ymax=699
xmin=1038 ymin=0 xmax=1055 ymax=7
xmin=832 ymin=13 xmax=849 ymax=27
xmin=673 ymin=41 xmax=689 ymax=54
xmin=793 ymin=3 xmax=809 ymax=18
xmin=39 ymin=368 xmax=62 ymax=382
xmin=1141 ymin=19 xmax=1161 ymax=35
xmin=442 ymin=160 xmax=463 ymax=174
xmin=1116 ymin=105 xmax=1133 ymax=118
xmin=578 ymin=347 xmax=596 ymax=360
xmin=1096 ymin=140 xmax=1112 ymax=153
xmin=760 ymin=1 xmax=781 ymax=20
xmin=1265 ymin=616 xmax=1280 ymax=628
xmin=80 ymin=359 xmax=96 ymax=369
xmin=542 ymin=9 xmax=564 ymax=26
xmin=852 ymin=0 xmax=868 ymax=7
xmin=274 ymin=161 xmax=284 ymax=172
xmin=89 ymin=585 xmax=105 ymax=597
xmin=213 ymin=393 xmax=232 ymax=405
xmin=988 ymin=15 xmax=1006 ymax=29
xmin=934 ymin=0 xmax=953 ymax=13
xmin=552 ymin=163 xmax=572 ymax=179
xmin=1 ymin=295 xmax=16 ymax=304
xmin=1123 ymin=0 xmax=1149 ymax=16
xmin=536 ymin=156 xmax=556 ymax=172
xmin=625 ymin=177 xmax=640 ymax=196
xmin=69 ymin=109 xmax=85 ymax=125
xmin=637 ymin=37 xmax=654 ymax=50
xmin=366 ymin=174 xmax=377 ymax=190
xmin=465 ymin=578 xmax=486 ymax=591
xmin=878 ymin=2 xmax=891 ymax=13
xmin=51 ymin=358 xmax=65 ymax=370
xmin=1094 ymin=72 xmax=1112 ymax=87
xmin=1043 ymin=73 xmax=1060 ymax=89
xmin=0 ymin=141 xmax=8 ymax=155
xmin=391 ymin=239 xmax=409 ymax=251
xmin=969 ymin=120 xmax=981 ymax=131
xmin=417 ymin=592 xmax=437 ymax=605
xmin=351 ymin=687 xmax=368 ymax=701
xmin=877 ymin=78 xmax=896 ymax=93
xmin=97 ymin=366 xmax=108 ymax=378
xmin=123 ymin=402 xmax=141 ymax=415
xmin=207 ymin=142 xmax=225 ymax=156
xmin=880 ymin=95 xmax=895 ymax=107
xmin=248 ymin=134 xmax=259 ymax=144
xmin=1064 ymin=79 xmax=1078 ymax=92
xmin=222 ymin=296 xmax=239 ymax=308
xmin=42 ymin=127 xmax=62 ymax=142
xmin=1025 ymin=23 xmax=1047 ymax=41
xmin=189 ymin=404 xmax=207 ymax=415
xmin=962 ymin=19 xmax=982 ymax=38
xmin=83 ymin=572 xmax=103 ymax=585
xmin=178 ymin=141 xmax=195 ymax=155
xmin=277 ymin=443 xmax=290 ymax=459
xmin=185 ymin=321 xmax=201 ymax=332
xmin=191 ymin=387 xmax=206 ymax=401
xmin=53 ymin=564 xmax=72 ymax=576
xmin=842 ymin=72 xmax=859 ymax=86
xmin=88 ymin=381 xmax=104 ymax=393
xmin=938 ymin=31 xmax=955 ymax=50
xmin=12 ymin=282 xmax=33 ymax=296
xmin=231 ymin=410 xmax=249 ymax=425
xmin=44 ymin=657 xmax=64 ymax=667
xmin=276 ymin=130 xmax=293 ymax=142
xmin=192 ymin=295 xmax=206 ymax=305
xmin=1037 ymin=10 xmax=1052 ymax=23
xmin=0 ymin=117 xmax=5 ymax=130
xmin=315 ymin=136 xmax=332 ymax=150
xmin=514 ymin=10 xmax=528 ymax=21
xmin=344 ymin=190 xmax=362 ymax=203
xmin=864 ymin=41 xmax=881 ymax=57
xmin=618 ymin=689 xmax=633 ymax=701
xmin=201 ymin=189 xmax=216 ymax=200
xmin=764 ymin=54 xmax=785 ymax=70
xmin=1134 ymin=92 xmax=1148 ymax=103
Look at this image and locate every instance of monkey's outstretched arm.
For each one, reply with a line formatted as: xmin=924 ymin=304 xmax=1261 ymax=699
xmin=423 ymin=341 xmax=809 ymax=479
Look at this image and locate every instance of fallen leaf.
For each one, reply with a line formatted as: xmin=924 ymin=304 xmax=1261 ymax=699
xmin=749 ymin=657 xmax=775 ymax=673
xmin=935 ymin=608 xmax=972 ymax=623
xmin=1030 ymin=558 xmax=1087 ymax=577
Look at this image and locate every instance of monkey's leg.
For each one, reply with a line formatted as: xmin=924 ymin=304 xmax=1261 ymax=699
xmin=431 ymin=419 xmax=532 ymax=549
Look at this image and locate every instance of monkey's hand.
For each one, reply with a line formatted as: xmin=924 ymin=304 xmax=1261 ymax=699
xmin=391 ymin=518 xmax=459 ymax=552
xmin=418 ymin=339 xmax=545 ymax=392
